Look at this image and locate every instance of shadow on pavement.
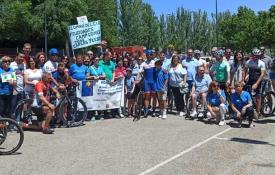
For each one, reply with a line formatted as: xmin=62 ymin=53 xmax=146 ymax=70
xmin=229 ymin=137 xmax=275 ymax=146
xmin=253 ymin=163 xmax=275 ymax=168
xmin=254 ymin=119 xmax=275 ymax=124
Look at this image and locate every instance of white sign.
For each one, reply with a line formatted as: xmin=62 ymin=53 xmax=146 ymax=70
xmin=68 ymin=20 xmax=101 ymax=50
xmin=1 ymin=72 xmax=16 ymax=82
xmin=76 ymin=78 xmax=124 ymax=110
xmin=77 ymin=16 xmax=88 ymax=24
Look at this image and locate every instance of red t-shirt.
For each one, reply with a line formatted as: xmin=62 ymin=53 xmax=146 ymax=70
xmin=115 ymin=66 xmax=126 ymax=78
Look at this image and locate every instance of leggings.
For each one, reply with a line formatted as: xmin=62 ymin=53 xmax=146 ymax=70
xmin=171 ymin=86 xmax=185 ymax=112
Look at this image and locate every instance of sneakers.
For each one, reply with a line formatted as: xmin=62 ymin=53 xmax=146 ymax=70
xmin=179 ymin=111 xmax=186 ymax=117
xmin=42 ymin=128 xmax=54 ymax=134
xmin=190 ymin=111 xmax=197 ymax=118
xmin=207 ymin=112 xmax=212 ymax=118
xmin=119 ymin=113 xmax=124 ymax=118
xmin=218 ymin=120 xmax=225 ymax=126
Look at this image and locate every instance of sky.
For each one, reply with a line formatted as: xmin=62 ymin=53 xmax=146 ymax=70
xmin=143 ymin=0 xmax=275 ymax=16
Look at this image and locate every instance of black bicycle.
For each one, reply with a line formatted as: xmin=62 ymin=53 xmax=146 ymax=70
xmin=15 ymin=85 xmax=88 ymax=128
xmin=245 ymin=81 xmax=275 ymax=117
xmin=133 ymin=90 xmax=144 ymax=121
xmin=0 ymin=117 xmax=24 ymax=155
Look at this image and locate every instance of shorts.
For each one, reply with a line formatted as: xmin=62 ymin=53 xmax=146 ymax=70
xmin=245 ymin=81 xmax=262 ymax=97
xmin=194 ymin=90 xmax=207 ymax=98
xmin=144 ymin=81 xmax=156 ymax=93
xmin=127 ymin=92 xmax=136 ymax=100
xmin=270 ymin=72 xmax=275 ymax=81
xmin=31 ymin=107 xmax=45 ymax=122
xmin=187 ymin=80 xmax=194 ymax=90
xmin=157 ymin=91 xmax=167 ymax=101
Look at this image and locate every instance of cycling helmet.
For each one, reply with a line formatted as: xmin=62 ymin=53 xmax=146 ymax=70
xmin=215 ymin=49 xmax=225 ymax=57
xmin=49 ymin=48 xmax=59 ymax=55
xmin=145 ymin=49 xmax=154 ymax=55
xmin=194 ymin=50 xmax=201 ymax=55
xmin=252 ymin=48 xmax=261 ymax=56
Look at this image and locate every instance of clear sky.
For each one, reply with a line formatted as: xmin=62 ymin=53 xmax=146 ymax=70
xmin=143 ymin=0 xmax=275 ymax=16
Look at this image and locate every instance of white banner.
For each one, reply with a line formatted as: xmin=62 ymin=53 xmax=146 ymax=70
xmin=68 ymin=20 xmax=101 ymax=50
xmin=76 ymin=79 xmax=124 ymax=111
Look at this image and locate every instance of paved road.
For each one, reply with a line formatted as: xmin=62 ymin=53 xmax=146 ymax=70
xmin=1 ymin=115 xmax=275 ymax=175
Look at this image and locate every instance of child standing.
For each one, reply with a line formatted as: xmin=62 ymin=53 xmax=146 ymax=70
xmin=154 ymin=60 xmax=169 ymax=119
xmin=125 ymin=68 xmax=136 ymax=117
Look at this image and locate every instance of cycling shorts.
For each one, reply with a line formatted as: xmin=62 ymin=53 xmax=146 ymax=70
xmin=144 ymin=81 xmax=156 ymax=93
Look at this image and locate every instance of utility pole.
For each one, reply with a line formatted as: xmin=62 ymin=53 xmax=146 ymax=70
xmin=215 ymin=0 xmax=218 ymax=46
xmin=44 ymin=3 xmax=48 ymax=59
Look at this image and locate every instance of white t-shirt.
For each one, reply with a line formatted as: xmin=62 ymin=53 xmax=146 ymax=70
xmin=10 ymin=61 xmax=26 ymax=92
xmin=24 ymin=69 xmax=43 ymax=92
xmin=43 ymin=60 xmax=58 ymax=73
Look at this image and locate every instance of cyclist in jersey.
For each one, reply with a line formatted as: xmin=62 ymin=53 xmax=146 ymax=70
xmin=244 ymin=48 xmax=266 ymax=117
xmin=32 ymin=73 xmax=61 ymax=134
xmin=137 ymin=49 xmax=156 ymax=117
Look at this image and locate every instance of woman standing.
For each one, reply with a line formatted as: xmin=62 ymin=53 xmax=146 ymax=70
xmin=0 ymin=56 xmax=16 ymax=117
xmin=35 ymin=52 xmax=46 ymax=69
xmin=168 ymin=55 xmax=187 ymax=117
xmin=230 ymin=51 xmax=245 ymax=86
xmin=24 ymin=57 xmax=43 ymax=99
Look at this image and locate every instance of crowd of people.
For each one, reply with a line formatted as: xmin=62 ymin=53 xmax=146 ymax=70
xmin=0 ymin=41 xmax=274 ymax=134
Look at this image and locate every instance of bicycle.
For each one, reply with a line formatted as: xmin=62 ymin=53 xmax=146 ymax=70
xmin=245 ymin=80 xmax=275 ymax=117
xmin=0 ymin=117 xmax=24 ymax=155
xmin=133 ymin=90 xmax=144 ymax=121
xmin=15 ymin=84 xmax=88 ymax=128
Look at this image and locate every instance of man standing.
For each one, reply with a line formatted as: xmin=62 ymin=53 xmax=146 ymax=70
xmin=182 ymin=48 xmax=199 ymax=90
xmin=22 ymin=43 xmax=32 ymax=63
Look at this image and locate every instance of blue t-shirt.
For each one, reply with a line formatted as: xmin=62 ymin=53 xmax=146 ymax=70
xmin=231 ymin=91 xmax=252 ymax=111
xmin=69 ymin=64 xmax=88 ymax=81
xmin=154 ymin=68 xmax=168 ymax=92
xmin=162 ymin=58 xmax=171 ymax=71
xmin=206 ymin=90 xmax=226 ymax=107
xmin=0 ymin=67 xmax=14 ymax=95
xmin=194 ymin=74 xmax=212 ymax=93
xmin=182 ymin=58 xmax=199 ymax=81
xmin=87 ymin=65 xmax=103 ymax=76
xmin=125 ymin=76 xmax=135 ymax=92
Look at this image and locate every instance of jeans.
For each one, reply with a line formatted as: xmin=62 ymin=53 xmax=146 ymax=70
xmin=11 ymin=91 xmax=25 ymax=120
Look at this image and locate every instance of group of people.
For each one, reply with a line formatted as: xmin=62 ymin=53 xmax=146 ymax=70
xmin=0 ymin=41 xmax=274 ymax=133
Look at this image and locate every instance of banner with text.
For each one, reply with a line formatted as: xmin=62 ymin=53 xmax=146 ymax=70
xmin=76 ymin=78 xmax=124 ymax=111
xmin=68 ymin=20 xmax=101 ymax=50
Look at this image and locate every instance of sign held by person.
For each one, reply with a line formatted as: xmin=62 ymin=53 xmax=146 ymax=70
xmin=76 ymin=78 xmax=124 ymax=110
xmin=68 ymin=20 xmax=101 ymax=50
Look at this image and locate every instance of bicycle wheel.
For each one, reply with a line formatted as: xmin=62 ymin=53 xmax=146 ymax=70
xmin=0 ymin=118 xmax=24 ymax=155
xmin=60 ymin=97 xmax=87 ymax=127
xmin=14 ymin=99 xmax=33 ymax=124
xmin=261 ymin=91 xmax=275 ymax=117
xmin=185 ymin=97 xmax=193 ymax=118
xmin=134 ymin=91 xmax=143 ymax=121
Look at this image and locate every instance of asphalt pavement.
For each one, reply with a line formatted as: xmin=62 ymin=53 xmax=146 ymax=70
xmin=1 ymin=115 xmax=275 ymax=175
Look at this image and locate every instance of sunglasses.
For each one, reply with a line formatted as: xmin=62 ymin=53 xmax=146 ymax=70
xmin=2 ymin=60 xmax=11 ymax=63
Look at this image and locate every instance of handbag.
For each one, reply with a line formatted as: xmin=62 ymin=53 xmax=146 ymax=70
xmin=179 ymin=83 xmax=189 ymax=94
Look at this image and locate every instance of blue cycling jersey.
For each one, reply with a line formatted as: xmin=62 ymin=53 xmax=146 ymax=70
xmin=139 ymin=59 xmax=155 ymax=83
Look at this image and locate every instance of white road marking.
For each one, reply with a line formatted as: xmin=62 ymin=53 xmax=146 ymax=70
xmin=137 ymin=127 xmax=232 ymax=175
